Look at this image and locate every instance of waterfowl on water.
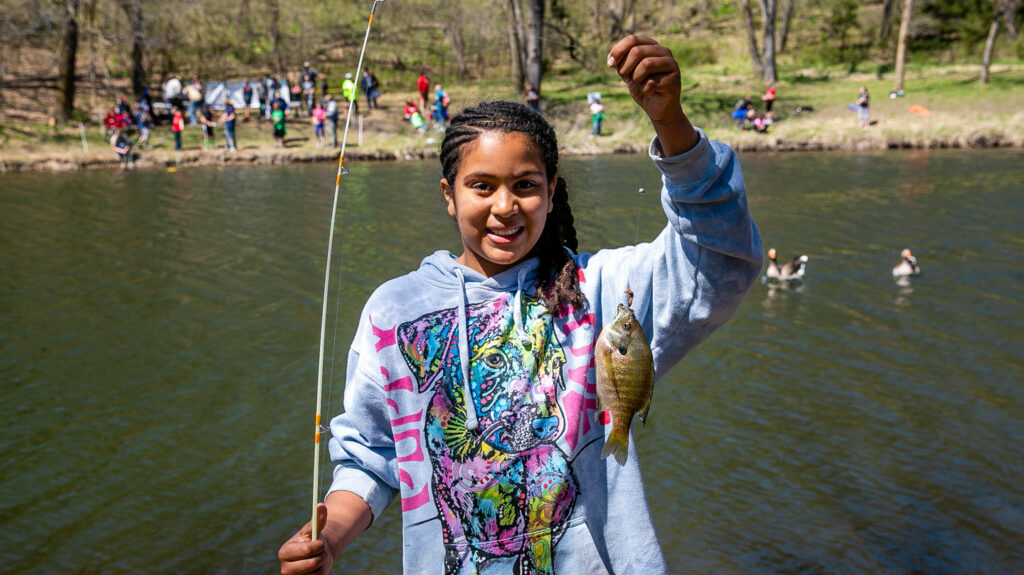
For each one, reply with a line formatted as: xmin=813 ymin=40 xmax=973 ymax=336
xmin=766 ymin=248 xmax=808 ymax=281
xmin=892 ymin=248 xmax=920 ymax=277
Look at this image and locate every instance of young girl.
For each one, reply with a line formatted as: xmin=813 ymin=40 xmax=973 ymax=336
xmin=312 ymin=101 xmax=327 ymax=148
xmin=199 ymin=103 xmax=216 ymax=150
xmin=279 ymin=35 xmax=762 ymax=575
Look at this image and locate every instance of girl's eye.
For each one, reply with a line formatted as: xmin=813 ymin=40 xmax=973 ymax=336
xmin=515 ymin=180 xmax=537 ymax=190
xmin=470 ymin=182 xmax=492 ymax=192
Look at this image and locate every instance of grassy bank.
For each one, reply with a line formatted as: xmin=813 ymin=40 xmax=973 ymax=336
xmin=2 ymin=60 xmax=1022 ymax=173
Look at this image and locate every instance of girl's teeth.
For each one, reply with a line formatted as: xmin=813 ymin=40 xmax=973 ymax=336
xmin=491 ymin=228 xmax=520 ymax=237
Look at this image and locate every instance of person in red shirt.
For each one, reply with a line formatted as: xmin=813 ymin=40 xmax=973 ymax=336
xmin=416 ymin=73 xmax=430 ymax=112
xmin=171 ymin=106 xmax=185 ymax=150
xmin=761 ymin=82 xmax=776 ymax=123
xmin=403 ymin=98 xmax=418 ymax=120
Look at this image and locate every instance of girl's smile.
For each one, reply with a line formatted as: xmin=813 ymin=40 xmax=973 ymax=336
xmin=441 ymin=131 xmax=555 ymax=277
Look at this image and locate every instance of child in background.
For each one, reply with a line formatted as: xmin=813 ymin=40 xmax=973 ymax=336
xmin=403 ymin=98 xmax=418 ymax=121
xmin=432 ymin=84 xmax=450 ymax=130
xmin=761 ymin=81 xmax=776 ymax=123
xmin=279 ymin=35 xmax=762 ymax=575
xmin=199 ymin=103 xmax=216 ymax=150
xmin=589 ymin=95 xmax=605 ymax=138
xmin=311 ymin=101 xmax=327 ymax=148
xmin=857 ymin=86 xmax=871 ymax=129
xmin=271 ymin=101 xmax=286 ymax=148
xmin=110 ymin=128 xmax=132 ymax=169
xmin=222 ymin=102 xmax=237 ymax=151
xmin=171 ymin=107 xmax=184 ymax=151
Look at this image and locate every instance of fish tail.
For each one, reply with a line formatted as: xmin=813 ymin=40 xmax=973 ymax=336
xmin=601 ymin=426 xmax=630 ymax=466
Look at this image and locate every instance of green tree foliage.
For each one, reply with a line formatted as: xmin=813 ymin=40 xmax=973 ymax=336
xmin=1 ymin=0 xmax=1019 ymax=118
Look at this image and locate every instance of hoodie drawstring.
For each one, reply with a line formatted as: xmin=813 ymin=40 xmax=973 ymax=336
xmin=513 ymin=267 xmax=530 ymax=348
xmin=453 ymin=268 xmax=479 ymax=431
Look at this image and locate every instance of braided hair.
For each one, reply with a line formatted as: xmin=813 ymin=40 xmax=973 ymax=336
xmin=440 ymin=101 xmax=585 ymax=315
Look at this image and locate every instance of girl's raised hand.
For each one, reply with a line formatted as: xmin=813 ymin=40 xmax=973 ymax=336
xmin=608 ymin=35 xmax=697 ymax=156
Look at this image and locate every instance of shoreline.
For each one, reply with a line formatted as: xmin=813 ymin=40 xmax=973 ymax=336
xmin=2 ymin=130 xmax=1022 ymax=174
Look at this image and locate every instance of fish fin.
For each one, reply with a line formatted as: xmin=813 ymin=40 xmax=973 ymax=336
xmin=638 ymin=385 xmax=654 ymax=425
xmin=600 ymin=428 xmax=629 ymax=466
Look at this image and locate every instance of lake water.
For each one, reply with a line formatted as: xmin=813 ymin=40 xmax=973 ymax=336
xmin=1 ymin=147 xmax=1022 ymax=573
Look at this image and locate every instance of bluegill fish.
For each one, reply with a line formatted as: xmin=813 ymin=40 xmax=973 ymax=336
xmin=595 ymin=296 xmax=654 ymax=465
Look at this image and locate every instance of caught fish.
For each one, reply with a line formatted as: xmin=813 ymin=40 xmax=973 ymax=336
xmin=595 ymin=290 xmax=654 ymax=465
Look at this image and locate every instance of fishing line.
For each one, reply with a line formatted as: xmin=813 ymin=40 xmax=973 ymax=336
xmin=626 ymin=175 xmax=646 ymax=302
xmin=310 ymin=0 xmax=386 ymax=542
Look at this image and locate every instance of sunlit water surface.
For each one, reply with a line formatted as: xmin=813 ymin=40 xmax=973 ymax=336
xmin=1 ymin=147 xmax=1021 ymax=573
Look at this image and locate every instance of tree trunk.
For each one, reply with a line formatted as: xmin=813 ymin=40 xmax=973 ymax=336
xmin=762 ymin=0 xmax=778 ymax=84
xmin=269 ymin=0 xmax=285 ymax=76
xmin=120 ymin=0 xmax=144 ymax=98
xmin=893 ymin=0 xmax=912 ymax=93
xmin=507 ymin=0 xmax=525 ymax=91
xmin=981 ymin=2 xmax=1003 ymax=84
xmin=56 ymin=0 xmax=80 ymax=123
xmin=445 ymin=22 xmax=469 ymax=81
xmin=1004 ymin=0 xmax=1018 ymax=39
xmin=778 ymin=0 xmax=794 ymax=52
xmin=879 ymin=0 xmax=895 ymax=42
xmin=609 ymin=0 xmax=634 ymax=37
xmin=524 ymin=0 xmax=544 ymax=91
xmin=741 ymin=0 xmax=764 ymax=75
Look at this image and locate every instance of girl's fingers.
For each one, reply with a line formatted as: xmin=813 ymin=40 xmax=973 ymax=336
xmin=281 ymin=555 xmax=327 ymax=575
xmin=609 ymin=42 xmax=673 ymax=82
xmin=607 ymin=34 xmax=658 ymax=69
xmin=629 ymin=56 xmax=680 ymax=89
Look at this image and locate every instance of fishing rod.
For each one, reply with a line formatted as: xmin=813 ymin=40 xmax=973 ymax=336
xmin=311 ymin=0 xmax=386 ymax=542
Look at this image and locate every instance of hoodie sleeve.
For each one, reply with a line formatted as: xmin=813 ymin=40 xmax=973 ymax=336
xmin=325 ymin=317 xmax=400 ymax=521
xmin=578 ymin=128 xmax=763 ymax=381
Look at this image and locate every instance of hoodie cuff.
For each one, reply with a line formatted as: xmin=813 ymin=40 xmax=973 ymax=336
xmin=649 ymin=127 xmax=718 ymax=188
xmin=327 ymin=465 xmax=397 ymax=524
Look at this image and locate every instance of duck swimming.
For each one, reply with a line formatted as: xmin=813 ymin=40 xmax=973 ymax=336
xmin=766 ymin=248 xmax=808 ymax=281
xmin=892 ymin=248 xmax=920 ymax=277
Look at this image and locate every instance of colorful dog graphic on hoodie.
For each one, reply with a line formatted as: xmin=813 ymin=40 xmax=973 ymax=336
xmin=398 ymin=293 xmax=578 ymax=575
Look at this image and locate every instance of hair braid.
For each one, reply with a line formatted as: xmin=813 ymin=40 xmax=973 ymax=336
xmin=439 ymin=101 xmax=584 ymax=314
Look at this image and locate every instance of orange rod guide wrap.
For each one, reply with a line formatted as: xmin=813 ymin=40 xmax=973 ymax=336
xmin=311 ymin=0 xmax=386 ymax=542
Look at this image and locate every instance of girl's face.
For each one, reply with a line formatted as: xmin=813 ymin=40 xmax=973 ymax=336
xmin=441 ymin=131 xmax=555 ymax=277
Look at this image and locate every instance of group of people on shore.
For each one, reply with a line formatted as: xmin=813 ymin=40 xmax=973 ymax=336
xmin=101 ymin=60 xmax=387 ymax=160
xmin=732 ymin=82 xmax=776 ymax=133
xmin=403 ymin=73 xmax=450 ymax=134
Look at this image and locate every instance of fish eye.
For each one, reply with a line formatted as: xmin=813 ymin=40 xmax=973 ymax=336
xmin=623 ymin=321 xmax=632 ymax=330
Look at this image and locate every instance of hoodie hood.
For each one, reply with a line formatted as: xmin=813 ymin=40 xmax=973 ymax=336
xmin=415 ymin=250 xmax=544 ymax=294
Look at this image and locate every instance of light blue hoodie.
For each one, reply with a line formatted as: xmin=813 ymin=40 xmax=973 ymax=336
xmin=327 ymin=131 xmax=762 ymax=574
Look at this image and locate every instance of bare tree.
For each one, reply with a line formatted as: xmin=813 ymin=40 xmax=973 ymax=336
xmin=879 ymin=0 xmax=895 ymax=42
xmin=119 ymin=0 xmax=144 ymax=97
xmin=741 ymin=0 xmax=764 ymax=75
xmin=893 ymin=0 xmax=912 ymax=93
xmin=524 ymin=0 xmax=544 ymax=91
xmin=445 ymin=21 xmax=469 ymax=80
xmin=778 ymin=0 xmax=795 ymax=52
xmin=981 ymin=0 xmax=1009 ymax=84
xmin=761 ymin=0 xmax=778 ymax=83
xmin=56 ymin=0 xmax=80 ymax=123
xmin=1004 ymin=0 xmax=1018 ymax=39
xmin=608 ymin=0 xmax=636 ymax=37
xmin=507 ymin=0 xmax=525 ymax=90
xmin=269 ymin=0 xmax=284 ymax=76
